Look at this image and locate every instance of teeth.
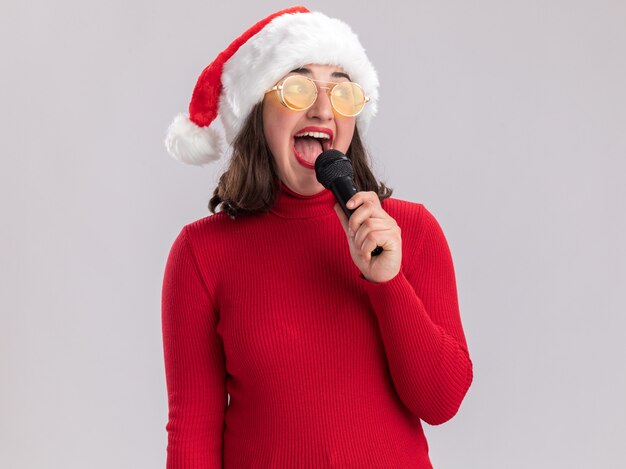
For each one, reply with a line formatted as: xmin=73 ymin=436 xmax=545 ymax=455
xmin=294 ymin=131 xmax=330 ymax=139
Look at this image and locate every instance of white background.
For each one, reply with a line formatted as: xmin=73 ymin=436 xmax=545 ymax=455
xmin=1 ymin=1 xmax=625 ymax=468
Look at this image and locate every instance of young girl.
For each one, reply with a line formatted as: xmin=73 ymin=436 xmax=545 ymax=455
xmin=162 ymin=6 xmax=473 ymax=468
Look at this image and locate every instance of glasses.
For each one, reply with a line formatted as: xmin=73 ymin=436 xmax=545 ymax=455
xmin=265 ymin=75 xmax=370 ymax=117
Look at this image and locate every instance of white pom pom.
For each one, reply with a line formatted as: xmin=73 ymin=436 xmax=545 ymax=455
xmin=164 ymin=113 xmax=225 ymax=166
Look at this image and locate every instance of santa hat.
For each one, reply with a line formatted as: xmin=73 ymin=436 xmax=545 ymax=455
xmin=165 ymin=6 xmax=379 ymax=166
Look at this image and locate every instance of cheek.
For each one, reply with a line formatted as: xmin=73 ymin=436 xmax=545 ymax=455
xmin=264 ymin=123 xmax=292 ymax=162
xmin=263 ymin=101 xmax=294 ymax=150
xmin=263 ymin=117 xmax=282 ymax=152
xmin=336 ymin=119 xmax=356 ymax=152
xmin=262 ymin=98 xmax=281 ymax=145
xmin=263 ymin=122 xmax=278 ymax=149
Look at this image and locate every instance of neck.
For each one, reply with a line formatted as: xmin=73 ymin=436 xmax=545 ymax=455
xmin=270 ymin=179 xmax=336 ymax=219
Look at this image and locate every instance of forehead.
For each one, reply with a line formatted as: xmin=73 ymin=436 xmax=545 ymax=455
xmin=286 ymin=63 xmax=351 ymax=81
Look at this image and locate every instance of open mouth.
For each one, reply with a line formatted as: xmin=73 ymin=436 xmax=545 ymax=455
xmin=292 ymin=127 xmax=334 ymax=169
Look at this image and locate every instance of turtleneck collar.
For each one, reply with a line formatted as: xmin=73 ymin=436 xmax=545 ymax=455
xmin=270 ymin=179 xmax=337 ymax=219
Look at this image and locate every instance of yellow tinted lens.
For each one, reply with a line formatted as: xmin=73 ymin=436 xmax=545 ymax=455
xmin=281 ymin=75 xmax=317 ymax=110
xmin=331 ymin=82 xmax=366 ymax=116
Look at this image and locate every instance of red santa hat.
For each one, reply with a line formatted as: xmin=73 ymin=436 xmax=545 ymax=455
xmin=165 ymin=6 xmax=379 ymax=166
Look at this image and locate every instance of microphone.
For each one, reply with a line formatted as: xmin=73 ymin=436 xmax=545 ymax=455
xmin=315 ymin=150 xmax=383 ymax=257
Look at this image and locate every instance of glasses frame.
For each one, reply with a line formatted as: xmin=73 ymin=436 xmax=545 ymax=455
xmin=265 ymin=75 xmax=370 ymax=117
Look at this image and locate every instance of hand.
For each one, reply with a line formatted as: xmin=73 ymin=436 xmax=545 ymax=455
xmin=333 ymin=191 xmax=402 ymax=283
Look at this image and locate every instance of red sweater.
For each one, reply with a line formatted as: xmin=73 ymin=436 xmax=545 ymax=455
xmin=161 ymin=184 xmax=473 ymax=468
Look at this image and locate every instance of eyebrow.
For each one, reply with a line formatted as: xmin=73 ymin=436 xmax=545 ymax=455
xmin=289 ymin=67 xmax=352 ymax=81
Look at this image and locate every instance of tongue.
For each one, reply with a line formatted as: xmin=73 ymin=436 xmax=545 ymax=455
xmin=294 ymin=137 xmax=323 ymax=165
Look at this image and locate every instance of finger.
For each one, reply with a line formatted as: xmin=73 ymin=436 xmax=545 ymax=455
xmin=348 ymin=198 xmax=390 ymax=236
xmin=353 ymin=218 xmax=394 ymax=251
xmin=346 ymin=191 xmax=380 ymax=211
xmin=360 ymin=229 xmax=397 ymax=259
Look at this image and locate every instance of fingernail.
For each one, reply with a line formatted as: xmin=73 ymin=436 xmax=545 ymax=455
xmin=348 ymin=228 xmax=354 ymax=238
xmin=347 ymin=200 xmax=354 ymax=208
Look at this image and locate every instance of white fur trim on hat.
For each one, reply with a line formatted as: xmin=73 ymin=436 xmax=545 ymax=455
xmin=165 ymin=114 xmax=225 ymax=166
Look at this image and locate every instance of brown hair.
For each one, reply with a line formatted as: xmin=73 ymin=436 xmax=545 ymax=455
xmin=208 ymin=102 xmax=392 ymax=218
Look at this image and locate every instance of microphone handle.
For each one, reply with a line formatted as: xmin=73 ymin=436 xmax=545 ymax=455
xmin=330 ymin=177 xmax=383 ymax=257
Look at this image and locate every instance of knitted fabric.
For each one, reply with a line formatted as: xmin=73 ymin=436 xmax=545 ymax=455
xmin=161 ymin=184 xmax=473 ymax=468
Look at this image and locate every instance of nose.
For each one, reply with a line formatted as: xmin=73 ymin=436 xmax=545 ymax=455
xmin=306 ymin=86 xmax=334 ymax=121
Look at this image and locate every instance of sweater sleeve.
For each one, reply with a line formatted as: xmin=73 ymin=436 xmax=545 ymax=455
xmin=359 ymin=204 xmax=473 ymax=426
xmin=161 ymin=226 xmax=227 ymax=468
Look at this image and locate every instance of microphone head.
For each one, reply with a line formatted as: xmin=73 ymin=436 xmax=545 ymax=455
xmin=315 ymin=150 xmax=354 ymax=189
